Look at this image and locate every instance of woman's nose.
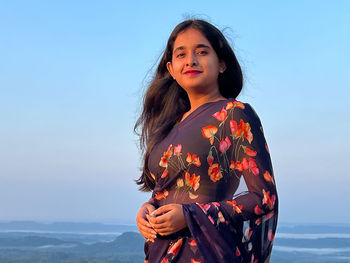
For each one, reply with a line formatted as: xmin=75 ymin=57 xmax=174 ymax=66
xmin=186 ymin=53 xmax=198 ymax=66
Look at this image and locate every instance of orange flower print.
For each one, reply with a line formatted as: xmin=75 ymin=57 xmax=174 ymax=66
xmin=174 ymin=144 xmax=182 ymax=156
xmin=161 ymin=258 xmax=168 ymax=263
xmin=230 ymin=119 xmax=253 ymax=144
xmin=155 ymin=189 xmax=169 ymax=200
xmin=226 ymin=200 xmax=243 ymax=213
xmin=191 ymin=258 xmax=201 ymax=263
xmin=212 ymin=107 xmax=227 ymax=122
xmin=159 ymin=144 xmax=173 ymax=168
xmin=249 ymin=158 xmax=259 ymax=175
xmin=219 ymin=136 xmax=231 ymax=153
xmin=208 ymin=163 xmax=223 ymax=182
xmin=202 ymin=125 xmax=218 ymax=145
xmin=263 ymin=171 xmax=274 ymax=183
xmin=217 ymin=211 xmax=225 ymax=223
xmin=185 ymin=171 xmax=200 ymax=191
xmin=226 ymin=100 xmax=245 ymax=110
xmin=262 ymin=189 xmax=276 ymax=210
xmin=229 ymin=160 xmax=235 ymax=170
xmin=186 ymin=153 xmax=201 ymax=167
xmin=150 ymin=172 xmax=156 ymax=181
xmin=243 ymin=146 xmax=257 ymax=157
xmin=168 ymin=238 xmax=183 ymax=255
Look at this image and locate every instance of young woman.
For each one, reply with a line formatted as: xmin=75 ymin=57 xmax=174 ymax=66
xmin=135 ymin=19 xmax=278 ymax=263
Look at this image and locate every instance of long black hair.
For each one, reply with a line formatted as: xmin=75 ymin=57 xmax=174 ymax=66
xmin=135 ymin=19 xmax=243 ymax=191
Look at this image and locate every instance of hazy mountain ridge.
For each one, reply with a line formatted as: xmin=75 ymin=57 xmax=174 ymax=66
xmin=1 ymin=221 xmax=350 ymax=263
xmin=0 ymin=232 xmax=144 ymax=263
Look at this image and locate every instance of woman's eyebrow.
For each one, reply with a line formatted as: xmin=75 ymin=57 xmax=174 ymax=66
xmin=173 ymin=44 xmax=211 ymax=53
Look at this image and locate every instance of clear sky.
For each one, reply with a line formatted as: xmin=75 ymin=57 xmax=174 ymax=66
xmin=1 ymin=1 xmax=349 ymax=224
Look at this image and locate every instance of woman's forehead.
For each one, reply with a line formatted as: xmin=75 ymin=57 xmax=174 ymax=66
xmin=173 ymin=28 xmax=212 ymax=51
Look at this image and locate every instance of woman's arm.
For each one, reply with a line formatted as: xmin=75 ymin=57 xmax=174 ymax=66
xmin=181 ymin=103 xmax=278 ymax=262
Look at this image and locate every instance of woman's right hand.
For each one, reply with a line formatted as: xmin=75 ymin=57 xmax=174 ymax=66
xmin=136 ymin=202 xmax=157 ymax=240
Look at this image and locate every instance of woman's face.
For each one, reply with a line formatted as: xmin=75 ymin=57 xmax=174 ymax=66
xmin=166 ymin=28 xmax=226 ymax=95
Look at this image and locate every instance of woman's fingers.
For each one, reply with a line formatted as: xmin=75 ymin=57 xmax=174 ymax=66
xmin=137 ymin=216 xmax=152 ymax=228
xmin=138 ymin=220 xmax=157 ymax=239
xmin=151 ymin=204 xmax=174 ymax=217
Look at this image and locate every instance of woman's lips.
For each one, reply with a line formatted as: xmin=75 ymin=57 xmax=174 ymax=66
xmin=184 ymin=70 xmax=202 ymax=76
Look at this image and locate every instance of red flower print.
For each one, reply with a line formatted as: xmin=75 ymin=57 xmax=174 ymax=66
xmin=268 ymin=229 xmax=275 ymax=242
xmin=161 ymin=169 xmax=168 ymax=178
xmin=230 ymin=119 xmax=253 ymax=143
xmin=219 ymin=136 xmax=231 ymax=152
xmin=208 ymin=215 xmax=215 ymax=224
xmin=226 ymin=200 xmax=243 ymax=213
xmin=161 ymin=258 xmax=168 ymax=263
xmin=265 ymin=143 xmax=270 ymax=153
xmin=154 ymin=189 xmax=169 ymax=200
xmin=202 ymin=125 xmax=218 ymax=145
xmin=249 ymin=158 xmax=259 ymax=175
xmin=207 ymin=152 xmax=214 ymax=166
xmin=168 ymin=238 xmax=183 ymax=255
xmin=186 ymin=153 xmax=201 ymax=167
xmin=188 ymin=239 xmax=197 ymax=246
xmin=242 ymin=157 xmax=249 ymax=170
xmin=191 ymin=259 xmax=201 ymax=263
xmin=226 ymin=100 xmax=245 ymax=110
xmin=235 ymin=247 xmax=241 ymax=256
xmin=208 ymin=163 xmax=223 ymax=182
xmin=174 ymin=144 xmax=182 ymax=156
xmin=203 ymin=204 xmax=211 ymax=211
xmin=159 ymin=144 xmax=173 ymax=168
xmin=243 ymin=146 xmax=257 ymax=156
xmin=262 ymin=189 xmax=276 ymax=210
xmin=185 ymin=171 xmax=200 ymax=191
xmin=212 ymin=107 xmax=227 ymax=122
xmin=263 ymin=171 xmax=274 ymax=183
xmin=196 ymin=203 xmax=207 ymax=214
xmin=254 ymin=205 xmax=263 ymax=215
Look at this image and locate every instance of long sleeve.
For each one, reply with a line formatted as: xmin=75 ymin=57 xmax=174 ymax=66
xmin=182 ymin=102 xmax=278 ymax=263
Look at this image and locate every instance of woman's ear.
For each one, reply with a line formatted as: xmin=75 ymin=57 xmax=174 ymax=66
xmin=166 ymin=62 xmax=175 ymax=80
xmin=219 ymin=60 xmax=226 ymax=73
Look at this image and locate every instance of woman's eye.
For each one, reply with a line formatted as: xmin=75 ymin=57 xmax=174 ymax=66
xmin=176 ymin=53 xmax=185 ymax=58
xmin=198 ymin=50 xmax=208 ymax=55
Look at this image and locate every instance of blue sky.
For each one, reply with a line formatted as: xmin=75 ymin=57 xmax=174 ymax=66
xmin=0 ymin=1 xmax=349 ymax=224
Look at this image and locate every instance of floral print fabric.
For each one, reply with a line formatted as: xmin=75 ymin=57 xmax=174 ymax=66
xmin=144 ymin=99 xmax=278 ymax=263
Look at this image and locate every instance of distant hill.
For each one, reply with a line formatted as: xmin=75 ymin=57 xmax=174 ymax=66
xmin=0 ymin=232 xmax=145 ymax=263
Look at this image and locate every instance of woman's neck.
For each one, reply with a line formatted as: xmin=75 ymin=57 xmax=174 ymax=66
xmin=180 ymin=92 xmax=226 ymax=122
